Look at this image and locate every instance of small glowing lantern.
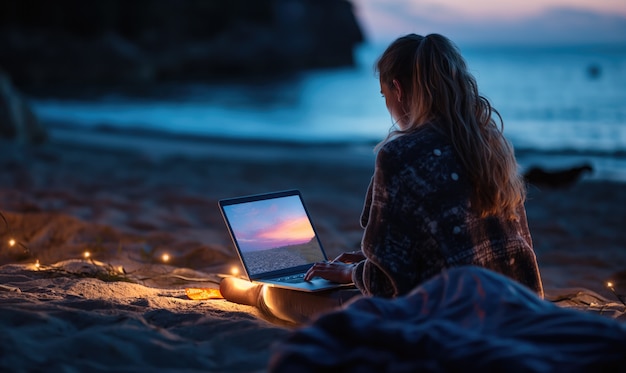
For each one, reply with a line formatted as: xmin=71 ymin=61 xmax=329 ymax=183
xmin=8 ymin=238 xmax=16 ymax=247
xmin=161 ymin=253 xmax=170 ymax=263
xmin=231 ymin=266 xmax=239 ymax=276
xmin=84 ymin=251 xmax=91 ymax=259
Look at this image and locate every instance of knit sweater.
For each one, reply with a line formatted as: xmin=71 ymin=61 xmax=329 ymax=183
xmin=352 ymin=124 xmax=544 ymax=298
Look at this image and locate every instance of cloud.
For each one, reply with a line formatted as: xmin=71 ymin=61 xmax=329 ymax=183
xmin=451 ymin=7 xmax=626 ymax=45
xmin=354 ymin=1 xmax=626 ymax=45
xmin=258 ymin=216 xmax=314 ymax=243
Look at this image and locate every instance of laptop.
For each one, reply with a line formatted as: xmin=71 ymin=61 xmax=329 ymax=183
xmin=218 ymin=189 xmax=354 ymax=292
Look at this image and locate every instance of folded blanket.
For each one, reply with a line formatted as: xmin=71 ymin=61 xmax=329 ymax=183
xmin=269 ymin=266 xmax=626 ymax=372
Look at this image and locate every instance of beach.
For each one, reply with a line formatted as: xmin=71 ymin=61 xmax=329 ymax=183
xmin=1 ymin=125 xmax=625 ymax=371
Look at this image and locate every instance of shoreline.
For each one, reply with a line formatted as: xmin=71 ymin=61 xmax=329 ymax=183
xmin=46 ymin=122 xmax=378 ymax=166
xmin=44 ymin=120 xmax=626 ymax=183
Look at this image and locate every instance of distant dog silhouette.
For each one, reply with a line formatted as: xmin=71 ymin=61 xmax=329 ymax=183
xmin=523 ymin=163 xmax=593 ymax=189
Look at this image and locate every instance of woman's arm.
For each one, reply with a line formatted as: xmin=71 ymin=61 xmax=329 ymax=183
xmin=355 ymin=146 xmax=412 ymax=297
xmin=304 ymin=148 xmax=406 ymax=292
xmin=355 ymin=135 xmax=455 ymax=297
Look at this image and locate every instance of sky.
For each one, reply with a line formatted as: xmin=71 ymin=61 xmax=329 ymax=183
xmin=223 ymin=196 xmax=315 ymax=252
xmin=352 ymin=0 xmax=626 ymax=45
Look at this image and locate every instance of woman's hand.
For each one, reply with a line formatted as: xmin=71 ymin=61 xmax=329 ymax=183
xmin=304 ymin=261 xmax=355 ymax=284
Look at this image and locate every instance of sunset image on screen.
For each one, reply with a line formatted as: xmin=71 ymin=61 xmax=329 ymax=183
xmin=257 ymin=215 xmax=315 ymax=246
xmin=223 ymin=195 xmax=326 ymax=274
xmin=224 ymin=195 xmax=317 ymax=253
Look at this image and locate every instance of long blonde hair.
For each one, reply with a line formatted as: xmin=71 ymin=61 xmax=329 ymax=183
xmin=376 ymin=33 xmax=525 ymax=219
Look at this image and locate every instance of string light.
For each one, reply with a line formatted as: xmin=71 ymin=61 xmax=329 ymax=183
xmin=0 ymin=211 xmax=223 ymax=284
xmin=2 ymin=210 xmax=31 ymax=256
xmin=606 ymin=281 xmax=626 ymax=306
xmin=231 ymin=266 xmax=239 ymax=276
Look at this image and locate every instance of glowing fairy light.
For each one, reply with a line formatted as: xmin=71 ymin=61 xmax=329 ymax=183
xmin=6 ymin=238 xmax=30 ymax=255
xmin=161 ymin=253 xmax=170 ymax=263
xmin=35 ymin=260 xmax=40 ymax=269
xmin=84 ymin=251 xmax=91 ymax=259
xmin=2 ymin=212 xmax=31 ymax=256
xmin=231 ymin=267 xmax=239 ymax=276
xmin=606 ymin=281 xmax=626 ymax=306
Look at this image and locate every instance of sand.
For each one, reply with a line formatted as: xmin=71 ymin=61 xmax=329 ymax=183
xmin=1 ymin=125 xmax=625 ymax=372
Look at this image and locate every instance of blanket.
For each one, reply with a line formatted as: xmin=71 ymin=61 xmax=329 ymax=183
xmin=269 ymin=266 xmax=626 ymax=372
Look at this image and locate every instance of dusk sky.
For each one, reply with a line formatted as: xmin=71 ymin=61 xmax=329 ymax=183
xmin=352 ymin=0 xmax=626 ymax=45
xmin=223 ymin=196 xmax=316 ymax=252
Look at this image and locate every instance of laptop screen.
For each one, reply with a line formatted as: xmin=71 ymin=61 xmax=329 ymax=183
xmin=220 ymin=191 xmax=327 ymax=278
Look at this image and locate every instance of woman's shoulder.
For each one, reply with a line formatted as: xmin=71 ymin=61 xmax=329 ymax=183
xmin=380 ymin=124 xmax=451 ymax=158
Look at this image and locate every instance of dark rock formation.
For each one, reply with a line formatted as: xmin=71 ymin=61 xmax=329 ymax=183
xmin=0 ymin=0 xmax=364 ymax=94
xmin=0 ymin=70 xmax=47 ymax=143
xmin=523 ymin=163 xmax=593 ymax=189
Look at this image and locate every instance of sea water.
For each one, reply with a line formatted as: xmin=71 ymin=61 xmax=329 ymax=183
xmin=31 ymin=43 xmax=626 ymax=180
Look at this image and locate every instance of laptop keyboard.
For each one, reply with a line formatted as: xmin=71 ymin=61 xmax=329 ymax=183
xmin=275 ymin=273 xmax=306 ymax=283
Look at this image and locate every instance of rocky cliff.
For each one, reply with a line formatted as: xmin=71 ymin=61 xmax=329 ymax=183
xmin=0 ymin=0 xmax=364 ymax=94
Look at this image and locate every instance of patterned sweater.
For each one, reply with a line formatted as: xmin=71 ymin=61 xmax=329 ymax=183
xmin=352 ymin=124 xmax=544 ymax=298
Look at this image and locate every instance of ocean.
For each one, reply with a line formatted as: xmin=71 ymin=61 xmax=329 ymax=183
xmin=31 ymin=43 xmax=626 ymax=181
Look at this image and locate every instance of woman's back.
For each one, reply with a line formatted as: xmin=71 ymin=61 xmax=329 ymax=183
xmin=357 ymin=124 xmax=543 ymax=297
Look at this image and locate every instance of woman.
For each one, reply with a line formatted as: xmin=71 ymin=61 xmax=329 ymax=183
xmin=221 ymin=33 xmax=543 ymax=323
xmin=304 ymin=33 xmax=543 ymax=298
